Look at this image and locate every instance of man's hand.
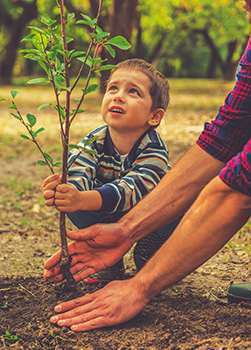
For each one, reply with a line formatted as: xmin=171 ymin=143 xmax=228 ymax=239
xmin=44 ymin=223 xmax=132 ymax=283
xmin=50 ymin=278 xmax=149 ymax=331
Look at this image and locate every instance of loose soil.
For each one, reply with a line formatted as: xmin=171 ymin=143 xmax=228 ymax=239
xmin=1 ymin=81 xmax=251 ymax=349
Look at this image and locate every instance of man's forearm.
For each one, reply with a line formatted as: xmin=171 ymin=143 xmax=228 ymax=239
xmin=133 ymin=177 xmax=251 ymax=301
xmin=120 ymin=144 xmax=225 ymax=244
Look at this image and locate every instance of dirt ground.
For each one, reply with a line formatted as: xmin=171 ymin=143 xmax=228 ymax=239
xmin=1 ymin=81 xmax=251 ymax=349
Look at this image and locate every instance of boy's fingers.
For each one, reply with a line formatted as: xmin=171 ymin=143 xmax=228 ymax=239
xmin=43 ymin=189 xmax=55 ymax=200
xmin=42 ymin=174 xmax=61 ymax=192
xmin=42 ymin=173 xmax=60 ymax=187
xmin=45 ymin=198 xmax=55 ymax=207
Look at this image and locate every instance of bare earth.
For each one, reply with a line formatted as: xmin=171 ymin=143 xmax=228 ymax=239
xmin=1 ymin=81 xmax=251 ymax=349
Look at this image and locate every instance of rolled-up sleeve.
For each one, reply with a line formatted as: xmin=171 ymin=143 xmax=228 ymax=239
xmin=219 ymin=139 xmax=251 ymax=197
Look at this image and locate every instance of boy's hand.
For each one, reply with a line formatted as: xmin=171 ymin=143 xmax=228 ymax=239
xmin=53 ymin=183 xmax=81 ymax=212
xmin=42 ymin=173 xmax=81 ymax=212
xmin=42 ymin=173 xmax=61 ymax=206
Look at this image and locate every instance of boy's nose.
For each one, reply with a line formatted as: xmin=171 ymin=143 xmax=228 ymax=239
xmin=113 ymin=95 xmax=124 ymax=103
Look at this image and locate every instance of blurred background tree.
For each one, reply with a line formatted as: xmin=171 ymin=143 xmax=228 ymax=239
xmin=0 ymin=0 xmax=249 ymax=86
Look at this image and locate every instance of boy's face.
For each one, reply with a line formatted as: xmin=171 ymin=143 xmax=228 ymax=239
xmin=101 ymin=69 xmax=159 ymax=136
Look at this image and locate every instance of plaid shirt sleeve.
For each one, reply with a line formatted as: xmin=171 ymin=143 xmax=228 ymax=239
xmin=197 ymin=36 xmax=251 ymax=196
xmin=197 ymin=36 xmax=251 ymax=162
xmin=219 ymin=139 xmax=251 ymax=196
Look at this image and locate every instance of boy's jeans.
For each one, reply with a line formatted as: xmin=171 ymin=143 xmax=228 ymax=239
xmin=67 ymin=209 xmax=182 ymax=239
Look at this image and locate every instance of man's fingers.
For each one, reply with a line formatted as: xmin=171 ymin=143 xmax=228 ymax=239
xmin=66 ymin=228 xmax=98 ymax=242
xmin=49 ymin=280 xmax=145 ymax=331
xmin=54 ymin=312 xmax=111 ymax=332
xmin=50 ymin=293 xmax=112 ymax=331
xmin=44 ymin=250 xmax=62 ymax=270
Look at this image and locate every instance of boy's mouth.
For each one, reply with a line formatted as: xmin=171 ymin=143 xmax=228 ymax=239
xmin=109 ymin=107 xmax=125 ymax=114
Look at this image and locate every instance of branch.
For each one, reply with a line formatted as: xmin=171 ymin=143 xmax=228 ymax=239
xmin=13 ymin=103 xmax=54 ymax=174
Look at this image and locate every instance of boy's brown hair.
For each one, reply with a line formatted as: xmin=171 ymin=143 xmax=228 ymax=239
xmin=111 ymin=58 xmax=170 ymax=112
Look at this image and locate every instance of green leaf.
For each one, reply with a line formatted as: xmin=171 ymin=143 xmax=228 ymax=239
xmin=21 ymin=135 xmax=31 ymax=141
xmin=84 ymin=149 xmax=97 ymax=155
xmin=70 ymin=51 xmax=86 ymax=59
xmin=36 ymin=127 xmax=45 ymax=134
xmin=67 ymin=13 xmax=75 ymax=21
xmin=23 ymin=54 xmax=41 ymax=61
xmin=27 ymin=113 xmax=37 ymax=127
xmin=27 ymin=26 xmax=46 ymax=35
xmin=20 ymin=49 xmax=42 ymax=55
xmin=32 ymin=33 xmax=48 ymax=51
xmin=37 ymin=160 xmax=47 ymax=166
xmin=66 ymin=37 xmax=74 ymax=44
xmin=107 ymin=36 xmax=131 ymax=50
xmin=96 ymin=31 xmax=110 ymax=40
xmin=54 ymin=104 xmax=65 ymax=120
xmin=76 ymin=109 xmax=85 ymax=114
xmin=98 ymin=64 xmax=117 ymax=71
xmin=104 ymin=44 xmax=116 ymax=58
xmin=43 ymin=153 xmax=53 ymax=164
xmin=84 ymin=84 xmax=100 ymax=95
xmin=54 ymin=75 xmax=66 ymax=89
xmin=53 ymin=162 xmax=62 ymax=167
xmin=60 ymin=87 xmax=71 ymax=92
xmin=84 ymin=135 xmax=98 ymax=146
xmin=0 ymin=98 xmax=8 ymax=101
xmin=38 ymin=60 xmax=49 ymax=75
xmin=77 ymin=56 xmax=93 ymax=67
xmin=76 ymin=20 xmax=89 ymax=26
xmin=21 ymin=34 xmax=36 ymax=42
xmin=93 ymin=57 xmax=106 ymax=65
xmin=27 ymin=78 xmax=47 ymax=85
xmin=8 ymin=104 xmax=17 ymax=110
xmin=41 ymin=16 xmax=57 ymax=27
xmin=38 ymin=103 xmax=51 ymax=111
xmin=78 ymin=14 xmax=96 ymax=27
xmin=67 ymin=144 xmax=80 ymax=149
xmin=11 ymin=90 xmax=21 ymax=99
xmin=11 ymin=113 xmax=22 ymax=121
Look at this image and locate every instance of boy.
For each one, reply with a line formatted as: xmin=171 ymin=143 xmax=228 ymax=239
xmin=42 ymin=58 xmax=181 ymax=283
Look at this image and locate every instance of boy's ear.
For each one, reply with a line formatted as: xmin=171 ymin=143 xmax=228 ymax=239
xmin=148 ymin=108 xmax=165 ymax=127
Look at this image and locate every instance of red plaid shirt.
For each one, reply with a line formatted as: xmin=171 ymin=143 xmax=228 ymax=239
xmin=197 ymin=36 xmax=251 ymax=196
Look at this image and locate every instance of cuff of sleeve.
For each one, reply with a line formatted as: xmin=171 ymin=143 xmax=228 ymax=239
xmin=219 ymin=154 xmax=251 ymax=197
xmin=95 ymin=185 xmax=119 ymax=212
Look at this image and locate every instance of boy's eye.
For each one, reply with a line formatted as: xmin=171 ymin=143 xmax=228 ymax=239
xmin=129 ymin=88 xmax=140 ymax=96
xmin=108 ymin=85 xmax=118 ymax=92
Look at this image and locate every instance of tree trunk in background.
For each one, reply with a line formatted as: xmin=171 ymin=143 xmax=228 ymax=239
xmin=65 ymin=0 xmax=138 ymax=93
xmin=194 ymin=28 xmax=239 ymax=80
xmin=0 ymin=0 xmax=38 ymax=85
xmin=98 ymin=0 xmax=138 ymax=92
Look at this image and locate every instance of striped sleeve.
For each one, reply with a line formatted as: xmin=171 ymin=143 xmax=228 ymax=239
xmin=97 ymin=132 xmax=169 ymax=213
xmin=67 ymin=136 xmax=98 ymax=191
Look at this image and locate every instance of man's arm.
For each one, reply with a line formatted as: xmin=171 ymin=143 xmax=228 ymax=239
xmin=122 ymin=143 xmax=225 ymax=245
xmin=136 ymin=176 xmax=251 ymax=300
xmin=49 ymin=176 xmax=251 ymax=331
